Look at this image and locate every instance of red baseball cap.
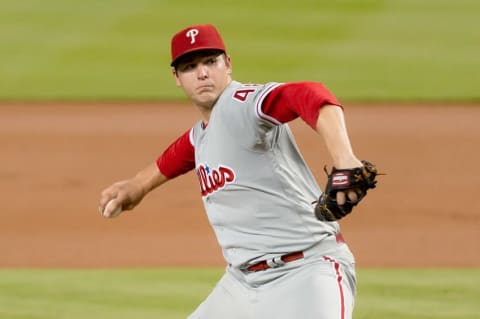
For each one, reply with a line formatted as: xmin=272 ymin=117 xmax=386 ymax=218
xmin=170 ymin=24 xmax=226 ymax=66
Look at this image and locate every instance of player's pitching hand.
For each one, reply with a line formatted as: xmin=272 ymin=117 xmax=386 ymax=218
xmin=98 ymin=180 xmax=145 ymax=218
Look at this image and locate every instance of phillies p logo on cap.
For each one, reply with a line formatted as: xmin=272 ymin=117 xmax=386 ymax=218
xmin=170 ymin=24 xmax=227 ymax=66
xmin=186 ymin=29 xmax=199 ymax=44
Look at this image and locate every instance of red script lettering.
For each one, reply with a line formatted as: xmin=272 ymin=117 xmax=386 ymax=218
xmin=196 ymin=164 xmax=236 ymax=196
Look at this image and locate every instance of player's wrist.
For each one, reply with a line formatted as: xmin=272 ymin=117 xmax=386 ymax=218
xmin=332 ymin=155 xmax=362 ymax=169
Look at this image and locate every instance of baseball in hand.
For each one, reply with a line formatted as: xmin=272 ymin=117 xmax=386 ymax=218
xmin=103 ymin=199 xmax=122 ymax=218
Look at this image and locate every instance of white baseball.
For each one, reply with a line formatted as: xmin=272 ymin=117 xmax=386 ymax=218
xmin=103 ymin=199 xmax=122 ymax=218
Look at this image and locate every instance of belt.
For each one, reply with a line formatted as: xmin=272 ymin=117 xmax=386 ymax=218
xmin=246 ymin=251 xmax=304 ymax=272
xmin=246 ymin=233 xmax=345 ymax=272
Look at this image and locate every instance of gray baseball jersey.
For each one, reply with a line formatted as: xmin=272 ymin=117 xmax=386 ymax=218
xmin=158 ymin=80 xmax=356 ymax=318
xmin=189 ymin=81 xmax=339 ymax=268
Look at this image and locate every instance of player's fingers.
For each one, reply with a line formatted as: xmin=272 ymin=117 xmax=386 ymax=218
xmin=336 ymin=191 xmax=346 ymax=205
xmin=100 ymin=200 xmax=111 ymax=217
xmin=347 ymin=190 xmax=358 ymax=203
xmin=99 ymin=187 xmax=116 ymax=205
xmin=99 ymin=182 xmax=125 ymax=214
xmin=337 ymin=190 xmax=359 ymax=205
xmin=103 ymin=198 xmax=122 ymax=218
xmin=99 ymin=193 xmax=115 ymax=215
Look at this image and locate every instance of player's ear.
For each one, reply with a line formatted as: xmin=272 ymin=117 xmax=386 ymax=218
xmin=225 ymin=54 xmax=232 ymax=75
xmin=172 ymin=68 xmax=182 ymax=87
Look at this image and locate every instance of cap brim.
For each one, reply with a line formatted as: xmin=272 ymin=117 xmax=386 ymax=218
xmin=170 ymin=47 xmax=226 ymax=66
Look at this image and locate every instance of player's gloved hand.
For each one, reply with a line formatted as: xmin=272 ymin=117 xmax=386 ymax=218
xmin=314 ymin=160 xmax=380 ymax=221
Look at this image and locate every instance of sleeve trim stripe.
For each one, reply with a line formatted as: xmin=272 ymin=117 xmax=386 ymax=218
xmin=188 ymin=127 xmax=194 ymax=146
xmin=255 ymin=82 xmax=283 ymax=125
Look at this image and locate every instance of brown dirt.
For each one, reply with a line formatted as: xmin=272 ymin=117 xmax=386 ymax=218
xmin=1 ymin=102 xmax=479 ymax=268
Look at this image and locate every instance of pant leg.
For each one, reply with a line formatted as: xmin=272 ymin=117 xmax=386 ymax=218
xmin=188 ymin=269 xmax=253 ymax=319
xmin=256 ymin=257 xmax=356 ymax=319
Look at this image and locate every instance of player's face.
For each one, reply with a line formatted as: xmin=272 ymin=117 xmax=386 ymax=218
xmin=173 ymin=51 xmax=232 ymax=109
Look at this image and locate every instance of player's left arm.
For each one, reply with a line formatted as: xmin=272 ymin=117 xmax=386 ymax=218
xmin=260 ymin=82 xmax=360 ymax=167
xmin=314 ymin=105 xmax=361 ymax=169
xmin=260 ymin=82 xmax=370 ymax=207
xmin=314 ymin=105 xmax=364 ymax=207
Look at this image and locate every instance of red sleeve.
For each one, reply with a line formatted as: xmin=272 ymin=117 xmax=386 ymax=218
xmin=156 ymin=128 xmax=195 ymax=179
xmin=260 ymin=82 xmax=343 ymax=129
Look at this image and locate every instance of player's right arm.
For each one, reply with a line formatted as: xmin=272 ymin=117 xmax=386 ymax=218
xmin=99 ymin=128 xmax=195 ymax=218
xmin=98 ymin=163 xmax=168 ymax=218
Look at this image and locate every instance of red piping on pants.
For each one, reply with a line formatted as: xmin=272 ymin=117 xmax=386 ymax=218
xmin=323 ymin=256 xmax=345 ymax=319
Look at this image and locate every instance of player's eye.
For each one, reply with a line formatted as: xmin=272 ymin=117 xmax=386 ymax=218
xmin=206 ymin=57 xmax=217 ymax=65
xmin=179 ymin=63 xmax=196 ymax=72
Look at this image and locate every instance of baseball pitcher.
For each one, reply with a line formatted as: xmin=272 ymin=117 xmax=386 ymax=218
xmin=99 ymin=24 xmax=379 ymax=319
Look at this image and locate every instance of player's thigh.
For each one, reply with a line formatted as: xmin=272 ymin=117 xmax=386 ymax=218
xmin=188 ymin=271 xmax=251 ymax=319
xmin=259 ymin=258 xmax=356 ymax=319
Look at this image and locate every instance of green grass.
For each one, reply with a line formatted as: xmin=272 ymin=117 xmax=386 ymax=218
xmin=0 ymin=268 xmax=220 ymax=319
xmin=0 ymin=268 xmax=479 ymax=318
xmin=355 ymin=269 xmax=480 ymax=319
xmin=0 ymin=0 xmax=479 ymax=101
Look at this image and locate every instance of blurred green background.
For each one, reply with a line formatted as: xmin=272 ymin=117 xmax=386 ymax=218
xmin=1 ymin=0 xmax=478 ymax=101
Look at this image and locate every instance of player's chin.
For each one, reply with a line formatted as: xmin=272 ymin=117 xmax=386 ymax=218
xmin=194 ymin=94 xmax=217 ymax=108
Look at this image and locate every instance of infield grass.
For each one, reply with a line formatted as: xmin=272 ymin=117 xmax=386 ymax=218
xmin=0 ymin=268 xmax=478 ymax=319
xmin=1 ymin=0 xmax=479 ymax=101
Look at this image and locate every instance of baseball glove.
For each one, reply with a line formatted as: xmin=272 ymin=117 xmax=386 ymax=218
xmin=314 ymin=160 xmax=379 ymax=221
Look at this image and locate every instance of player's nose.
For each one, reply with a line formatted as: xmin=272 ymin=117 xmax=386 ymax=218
xmin=197 ymin=65 xmax=208 ymax=79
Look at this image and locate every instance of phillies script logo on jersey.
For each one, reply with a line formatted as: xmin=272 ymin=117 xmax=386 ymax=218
xmin=196 ymin=163 xmax=236 ymax=196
